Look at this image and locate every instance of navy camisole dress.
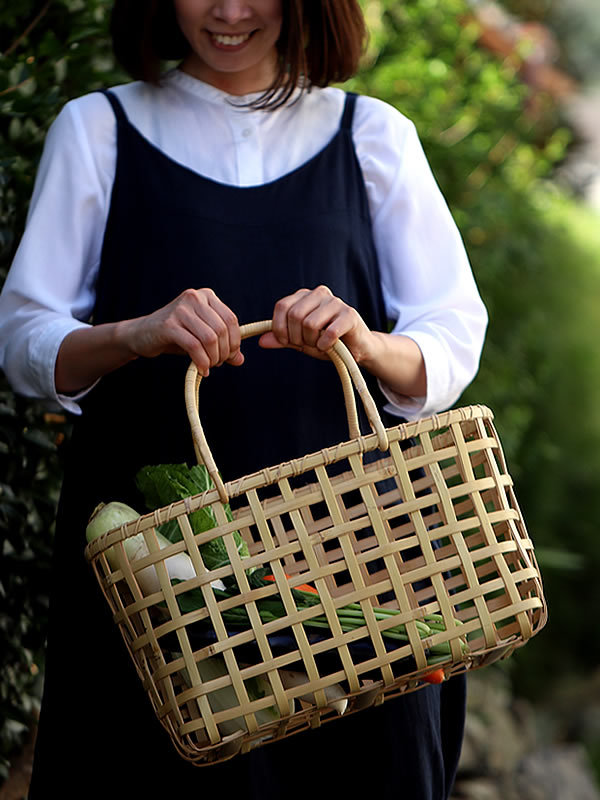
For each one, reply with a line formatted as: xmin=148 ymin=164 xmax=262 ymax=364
xmin=29 ymin=90 xmax=466 ymax=799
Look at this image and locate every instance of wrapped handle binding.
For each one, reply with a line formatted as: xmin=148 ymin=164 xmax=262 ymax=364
xmin=184 ymin=320 xmax=389 ymax=503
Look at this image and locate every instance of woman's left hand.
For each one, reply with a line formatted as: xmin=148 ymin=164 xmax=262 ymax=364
xmin=259 ymin=285 xmax=377 ymax=365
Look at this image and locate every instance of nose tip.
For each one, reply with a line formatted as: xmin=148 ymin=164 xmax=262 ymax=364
xmin=213 ymin=2 xmax=252 ymax=24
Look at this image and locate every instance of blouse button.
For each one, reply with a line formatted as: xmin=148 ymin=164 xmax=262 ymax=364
xmin=242 ymin=128 xmax=252 ymax=138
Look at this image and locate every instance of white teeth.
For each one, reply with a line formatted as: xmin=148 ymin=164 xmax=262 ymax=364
xmin=212 ymin=33 xmax=251 ymax=46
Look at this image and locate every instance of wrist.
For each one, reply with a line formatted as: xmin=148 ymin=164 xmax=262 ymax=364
xmin=55 ymin=321 xmax=139 ymax=395
xmin=112 ymin=318 xmax=143 ymax=361
xmin=356 ymin=331 xmax=427 ymax=399
xmin=354 ymin=330 xmax=387 ymax=371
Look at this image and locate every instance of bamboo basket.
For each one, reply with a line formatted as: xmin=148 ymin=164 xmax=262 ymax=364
xmin=84 ymin=320 xmax=547 ymax=766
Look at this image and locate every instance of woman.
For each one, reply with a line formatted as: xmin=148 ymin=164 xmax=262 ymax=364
xmin=0 ymin=1 xmax=487 ymax=797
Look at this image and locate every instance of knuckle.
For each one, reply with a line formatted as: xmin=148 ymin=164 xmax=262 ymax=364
xmin=181 ymin=288 xmax=199 ymax=302
xmin=212 ymin=317 xmax=228 ymax=337
xmin=202 ymin=329 xmax=219 ymax=347
xmin=274 ymin=296 xmax=292 ymax=313
xmin=224 ymin=308 xmax=239 ymax=326
xmin=304 ymin=317 xmax=321 ymax=334
xmin=288 ymin=307 xmax=304 ymax=324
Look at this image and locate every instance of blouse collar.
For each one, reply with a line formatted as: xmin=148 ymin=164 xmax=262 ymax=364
xmin=164 ymin=67 xmax=304 ymax=111
xmin=164 ymin=68 xmax=272 ymax=110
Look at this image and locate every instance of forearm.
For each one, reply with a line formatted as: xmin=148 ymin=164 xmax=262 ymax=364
xmin=358 ymin=331 xmax=427 ymax=400
xmin=55 ymin=288 xmax=245 ymax=395
xmin=54 ymin=321 xmax=138 ymax=394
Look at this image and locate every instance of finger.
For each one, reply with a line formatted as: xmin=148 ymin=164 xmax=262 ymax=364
xmin=278 ymin=286 xmax=334 ymax=348
xmin=205 ymin=291 xmax=242 ymax=360
xmin=258 ymin=333 xmax=330 ymax=361
xmin=178 ymin=290 xmax=240 ymax=366
xmin=226 ymin=350 xmax=245 ymax=367
xmin=299 ymin=301 xmax=352 ymax=350
xmin=312 ymin=306 xmax=358 ymax=351
xmin=160 ymin=325 xmax=213 ymax=376
xmin=178 ymin=310 xmax=227 ymax=366
xmin=289 ymin=286 xmax=335 ymax=347
xmin=271 ymin=288 xmax=311 ymax=346
xmin=257 ymin=332 xmax=284 ymax=350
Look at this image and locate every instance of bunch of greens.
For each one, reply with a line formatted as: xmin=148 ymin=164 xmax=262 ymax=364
xmin=135 ymin=463 xmax=249 ymax=570
xmin=135 ymin=462 xmax=468 ymax=667
xmin=174 ymin=566 xmax=467 ymax=665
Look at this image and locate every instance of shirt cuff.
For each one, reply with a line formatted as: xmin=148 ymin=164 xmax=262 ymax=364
xmin=377 ymin=330 xmax=453 ymax=420
xmin=28 ymin=317 xmax=96 ymax=415
xmin=378 ymin=380 xmax=427 ymax=419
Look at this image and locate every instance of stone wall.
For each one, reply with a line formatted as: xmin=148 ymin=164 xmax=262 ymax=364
xmin=452 ymin=669 xmax=600 ymax=800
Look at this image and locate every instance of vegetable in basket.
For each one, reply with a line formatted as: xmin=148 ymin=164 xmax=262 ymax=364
xmin=278 ymin=669 xmax=348 ymax=715
xmin=135 ymin=462 xmax=249 ymax=568
xmin=177 ymin=653 xmax=295 ymax=737
xmin=85 ymin=501 xmax=197 ymax=595
xmin=90 ymin=461 xmax=468 ymax=726
xmin=85 ymin=501 xmax=296 ymax=734
xmin=134 ymin=463 xmax=470 ymax=680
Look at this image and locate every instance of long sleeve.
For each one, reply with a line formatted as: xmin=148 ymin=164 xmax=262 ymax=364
xmin=0 ymin=97 xmax=115 ymax=412
xmin=353 ymin=96 xmax=488 ymax=418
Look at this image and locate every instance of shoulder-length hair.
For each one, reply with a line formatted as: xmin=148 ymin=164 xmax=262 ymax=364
xmin=110 ymin=0 xmax=368 ymax=108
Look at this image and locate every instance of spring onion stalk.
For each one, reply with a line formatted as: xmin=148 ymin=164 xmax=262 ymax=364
xmin=225 ymin=601 xmax=468 ymax=661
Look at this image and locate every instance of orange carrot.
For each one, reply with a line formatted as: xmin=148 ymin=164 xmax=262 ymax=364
xmin=422 ymin=669 xmax=446 ymax=684
xmin=264 ymin=574 xmax=318 ymax=594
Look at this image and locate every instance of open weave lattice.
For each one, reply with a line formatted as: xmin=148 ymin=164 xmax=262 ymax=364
xmin=85 ymin=327 xmax=547 ymax=765
xmin=86 ymin=405 xmax=546 ymax=765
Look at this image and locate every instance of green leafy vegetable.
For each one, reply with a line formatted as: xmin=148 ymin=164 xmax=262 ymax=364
xmin=135 ymin=463 xmax=249 ymax=570
xmin=135 ymin=464 xmax=468 ymax=670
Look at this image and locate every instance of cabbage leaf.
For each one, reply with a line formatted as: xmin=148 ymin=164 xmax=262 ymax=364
xmin=135 ymin=463 xmax=249 ymax=570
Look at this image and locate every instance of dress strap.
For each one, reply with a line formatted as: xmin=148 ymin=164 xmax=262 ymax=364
xmin=340 ymin=92 xmax=358 ymax=131
xmin=97 ymin=89 xmax=129 ymax=124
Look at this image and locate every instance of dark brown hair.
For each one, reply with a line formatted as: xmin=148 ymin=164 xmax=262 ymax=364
xmin=109 ymin=1 xmax=368 ymax=108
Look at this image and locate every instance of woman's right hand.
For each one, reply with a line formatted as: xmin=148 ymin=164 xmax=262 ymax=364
xmin=119 ymin=288 xmax=244 ymax=376
xmin=55 ymin=288 xmax=242 ymax=394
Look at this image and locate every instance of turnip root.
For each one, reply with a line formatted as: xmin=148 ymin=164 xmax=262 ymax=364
xmin=86 ymin=501 xmax=198 ymax=595
xmin=279 ymin=669 xmax=348 ymax=715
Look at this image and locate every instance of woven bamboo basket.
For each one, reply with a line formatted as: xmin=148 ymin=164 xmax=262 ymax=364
xmin=84 ymin=320 xmax=547 ymax=766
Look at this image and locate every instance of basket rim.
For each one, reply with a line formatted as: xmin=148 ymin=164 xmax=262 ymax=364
xmin=84 ymin=403 xmax=495 ymax=562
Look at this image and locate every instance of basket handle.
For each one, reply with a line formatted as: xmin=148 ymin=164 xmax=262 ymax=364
xmin=184 ymin=320 xmax=389 ymax=503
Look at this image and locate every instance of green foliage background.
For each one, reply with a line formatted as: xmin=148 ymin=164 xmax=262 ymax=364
xmin=0 ymin=0 xmax=124 ymax=780
xmin=350 ymin=0 xmax=600 ymax=700
xmin=2 ymin=0 xmax=600 ymax=783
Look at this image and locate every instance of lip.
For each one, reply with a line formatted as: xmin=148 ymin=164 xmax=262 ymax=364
xmin=207 ymin=30 xmax=257 ymax=51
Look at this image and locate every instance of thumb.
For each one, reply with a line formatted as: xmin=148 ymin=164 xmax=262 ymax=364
xmin=258 ymin=332 xmax=285 ymax=350
xmin=227 ymin=349 xmax=245 ymax=366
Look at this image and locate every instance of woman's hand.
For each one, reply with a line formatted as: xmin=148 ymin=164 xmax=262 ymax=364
xmin=55 ymin=288 xmax=242 ymax=394
xmin=119 ymin=288 xmax=243 ymax=376
xmin=259 ymin=285 xmax=428 ymax=400
xmin=259 ymin=286 xmax=377 ymax=365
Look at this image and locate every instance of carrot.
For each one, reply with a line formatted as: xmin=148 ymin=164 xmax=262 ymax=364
xmin=264 ymin=574 xmax=318 ymax=594
xmin=422 ymin=669 xmax=446 ymax=684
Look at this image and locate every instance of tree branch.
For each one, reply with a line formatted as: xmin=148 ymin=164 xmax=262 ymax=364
xmin=3 ymin=1 xmax=54 ymax=58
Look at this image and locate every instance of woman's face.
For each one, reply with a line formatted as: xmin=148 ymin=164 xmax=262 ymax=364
xmin=174 ymin=0 xmax=283 ymax=95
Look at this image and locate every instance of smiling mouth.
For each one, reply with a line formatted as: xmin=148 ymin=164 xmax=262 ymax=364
xmin=210 ymin=31 xmax=254 ymax=47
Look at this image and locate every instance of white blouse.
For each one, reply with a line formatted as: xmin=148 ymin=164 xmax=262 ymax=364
xmin=0 ymin=69 xmax=487 ymax=419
